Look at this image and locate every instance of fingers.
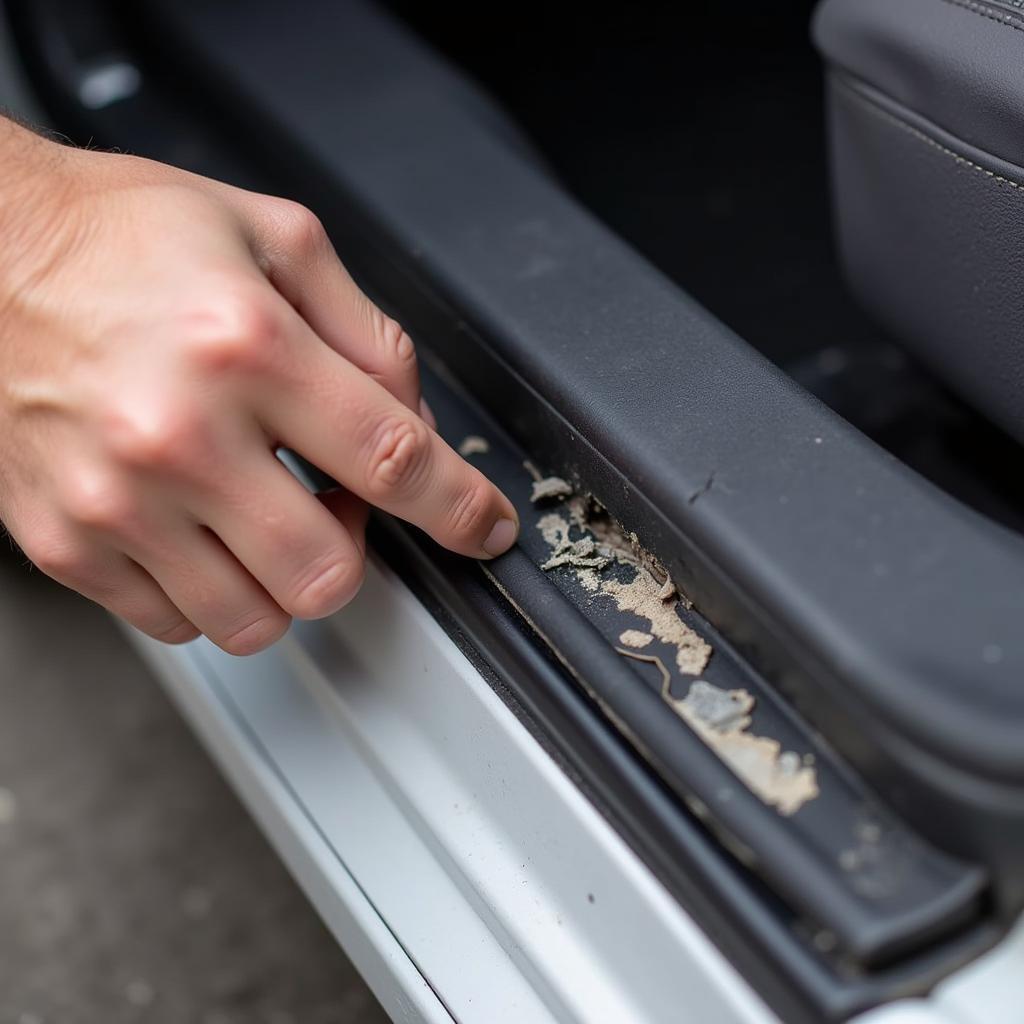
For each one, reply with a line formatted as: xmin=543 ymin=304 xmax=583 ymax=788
xmin=189 ymin=452 xmax=366 ymax=620
xmin=80 ymin=558 xmax=201 ymax=644
xmin=259 ymin=311 xmax=519 ymax=559
xmin=228 ymin=193 xmax=426 ymax=415
xmin=11 ymin=518 xmax=198 ymax=644
xmin=12 ymin=455 xmax=369 ymax=657
xmin=318 ymin=488 xmax=370 ymax=557
xmin=124 ymin=520 xmax=291 ymax=657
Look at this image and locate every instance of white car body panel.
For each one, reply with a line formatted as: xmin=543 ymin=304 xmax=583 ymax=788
xmin=128 ymin=557 xmax=778 ymax=1024
xmin=129 ymin=558 xmax=1024 ymax=1024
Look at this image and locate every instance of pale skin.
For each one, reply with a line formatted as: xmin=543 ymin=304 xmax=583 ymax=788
xmin=0 ymin=117 xmax=519 ymax=655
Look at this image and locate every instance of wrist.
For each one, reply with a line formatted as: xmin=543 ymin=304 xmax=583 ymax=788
xmin=0 ymin=117 xmax=85 ymax=292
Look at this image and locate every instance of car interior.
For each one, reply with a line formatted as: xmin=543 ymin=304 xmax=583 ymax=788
xmin=5 ymin=1 xmax=1023 ymax=1021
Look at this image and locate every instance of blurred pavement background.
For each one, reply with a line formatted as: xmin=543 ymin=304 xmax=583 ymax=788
xmin=0 ymin=542 xmax=390 ymax=1024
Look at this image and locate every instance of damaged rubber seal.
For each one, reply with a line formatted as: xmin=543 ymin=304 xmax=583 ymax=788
xmin=534 ymin=475 xmax=819 ymax=816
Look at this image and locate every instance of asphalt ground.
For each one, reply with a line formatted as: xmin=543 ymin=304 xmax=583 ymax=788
xmin=0 ymin=544 xmax=390 ymax=1024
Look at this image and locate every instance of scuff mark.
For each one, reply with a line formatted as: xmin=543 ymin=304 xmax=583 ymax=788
xmin=458 ymin=435 xmax=490 ymax=457
xmin=616 ymin=649 xmax=819 ymax=816
xmin=688 ymin=470 xmax=716 ymax=505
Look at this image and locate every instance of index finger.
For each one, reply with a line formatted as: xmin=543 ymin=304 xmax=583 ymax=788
xmin=224 ymin=191 xmax=426 ymax=417
xmin=261 ymin=312 xmax=519 ymax=560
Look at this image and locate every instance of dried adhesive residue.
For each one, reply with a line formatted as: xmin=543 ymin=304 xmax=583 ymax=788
xmin=537 ymin=506 xmax=711 ymax=676
xmin=458 ymin=435 xmax=490 ymax=457
xmin=603 ymin=573 xmax=711 ymax=676
xmin=619 ymin=629 xmax=653 ymax=649
xmin=616 ymin=650 xmax=819 ymax=816
xmin=531 ymin=476 xmax=574 ymax=503
xmin=708 ymin=726 xmax=818 ymax=816
xmin=532 ymin=477 xmax=818 ymax=816
xmin=673 ymin=677 xmax=818 ymax=816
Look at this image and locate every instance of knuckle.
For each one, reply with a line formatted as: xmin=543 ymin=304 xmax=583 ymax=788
xmin=185 ymin=287 xmax=281 ymax=373
xmin=288 ymin=553 xmax=365 ymax=619
xmin=272 ymin=199 xmax=328 ymax=256
xmin=363 ymin=415 xmax=432 ymax=499
xmin=105 ymin=401 xmax=207 ymax=475
xmin=372 ymin=309 xmax=416 ymax=370
xmin=446 ymin=482 xmax=491 ymax=539
xmin=218 ymin=612 xmax=291 ymax=656
xmin=62 ymin=470 xmax=139 ymax=534
xmin=25 ymin=531 xmax=91 ymax=583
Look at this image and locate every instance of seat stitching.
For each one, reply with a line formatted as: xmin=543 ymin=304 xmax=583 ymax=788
xmin=835 ymin=75 xmax=1024 ymax=193
xmin=939 ymin=0 xmax=1024 ymax=34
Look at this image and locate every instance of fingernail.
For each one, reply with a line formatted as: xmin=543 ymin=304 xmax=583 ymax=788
xmin=419 ymin=397 xmax=438 ymax=431
xmin=482 ymin=517 xmax=518 ymax=557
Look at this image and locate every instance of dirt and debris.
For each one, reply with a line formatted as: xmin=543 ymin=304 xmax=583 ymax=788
xmin=537 ymin=497 xmax=710 ymax=675
xmin=538 ymin=513 xmax=612 ymax=571
xmin=616 ymin=650 xmax=819 ymax=816
xmin=837 ymin=815 xmax=904 ymax=898
xmin=542 ymin=538 xmax=611 ymax=572
xmin=682 ymin=680 xmax=753 ymax=732
xmin=530 ymin=476 xmax=574 ymax=504
xmin=678 ymin=679 xmax=819 ymax=816
xmin=568 ymin=496 xmax=692 ymax=609
xmin=533 ymin=473 xmax=818 ymax=815
xmin=619 ymin=629 xmax=654 ymax=649
xmin=458 ymin=435 xmax=490 ymax=457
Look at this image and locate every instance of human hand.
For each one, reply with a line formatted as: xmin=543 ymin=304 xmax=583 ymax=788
xmin=0 ymin=118 xmax=518 ymax=654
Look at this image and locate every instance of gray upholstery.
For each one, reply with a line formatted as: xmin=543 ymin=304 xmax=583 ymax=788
xmin=814 ymin=0 xmax=1024 ymax=442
